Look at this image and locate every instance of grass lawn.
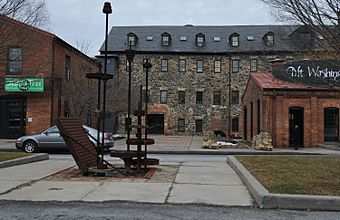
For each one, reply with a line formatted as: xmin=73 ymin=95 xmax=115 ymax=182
xmin=0 ymin=152 xmax=31 ymax=162
xmin=236 ymin=156 xmax=340 ymax=196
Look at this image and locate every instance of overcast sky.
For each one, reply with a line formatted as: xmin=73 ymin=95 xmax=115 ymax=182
xmin=45 ymin=0 xmax=278 ymax=56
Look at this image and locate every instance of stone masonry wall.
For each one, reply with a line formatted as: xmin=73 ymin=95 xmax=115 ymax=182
xmin=114 ymin=52 xmax=297 ymax=136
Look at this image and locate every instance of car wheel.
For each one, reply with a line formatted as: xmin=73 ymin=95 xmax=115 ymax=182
xmin=23 ymin=140 xmax=38 ymax=153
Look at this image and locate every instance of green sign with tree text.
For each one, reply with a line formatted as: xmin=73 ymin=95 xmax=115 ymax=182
xmin=4 ymin=78 xmax=44 ymax=92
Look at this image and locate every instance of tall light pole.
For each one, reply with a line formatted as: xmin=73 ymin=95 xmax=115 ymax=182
xmin=101 ymin=2 xmax=112 ymax=164
xmin=143 ymin=60 xmax=152 ymax=155
xmin=125 ymin=43 xmax=135 ymax=151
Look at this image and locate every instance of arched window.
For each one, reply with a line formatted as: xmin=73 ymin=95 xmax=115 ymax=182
xmin=161 ymin=32 xmax=171 ymax=46
xmin=196 ymin=33 xmax=205 ymax=47
xmin=127 ymin=32 xmax=138 ymax=46
xmin=229 ymin=33 xmax=239 ymax=47
xmin=263 ymin=31 xmax=275 ymax=46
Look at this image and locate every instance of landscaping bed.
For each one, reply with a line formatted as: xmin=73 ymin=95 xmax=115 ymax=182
xmin=0 ymin=152 xmax=31 ymax=162
xmin=236 ymin=156 xmax=340 ymax=196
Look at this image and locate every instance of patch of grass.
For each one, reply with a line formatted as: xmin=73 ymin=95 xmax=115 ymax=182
xmin=236 ymin=156 xmax=340 ymax=196
xmin=0 ymin=152 xmax=31 ymax=162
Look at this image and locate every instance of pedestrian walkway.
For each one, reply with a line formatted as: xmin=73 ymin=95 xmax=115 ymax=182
xmin=0 ymin=159 xmax=253 ymax=206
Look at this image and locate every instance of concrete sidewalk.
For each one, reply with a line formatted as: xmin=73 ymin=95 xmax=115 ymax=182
xmin=1 ymin=136 xmax=340 ymax=155
xmin=0 ymin=159 xmax=253 ymax=206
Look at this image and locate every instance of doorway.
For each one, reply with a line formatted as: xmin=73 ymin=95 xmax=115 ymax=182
xmin=324 ymin=108 xmax=339 ymax=142
xmin=0 ymin=96 xmax=27 ymax=139
xmin=289 ymin=107 xmax=304 ymax=147
xmin=243 ymin=106 xmax=247 ymax=140
xmin=147 ymin=114 xmax=164 ymax=134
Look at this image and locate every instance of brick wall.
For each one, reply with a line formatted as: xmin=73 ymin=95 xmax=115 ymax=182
xmin=243 ymin=84 xmax=340 ymax=147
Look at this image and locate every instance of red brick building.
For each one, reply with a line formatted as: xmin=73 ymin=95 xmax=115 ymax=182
xmin=242 ymin=61 xmax=340 ymax=148
xmin=0 ymin=15 xmax=98 ymax=138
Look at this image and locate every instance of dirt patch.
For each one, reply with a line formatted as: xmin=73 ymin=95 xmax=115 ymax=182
xmin=44 ymin=165 xmax=179 ymax=183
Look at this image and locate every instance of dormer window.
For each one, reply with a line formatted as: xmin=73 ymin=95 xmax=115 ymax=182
xmin=161 ymin=32 xmax=171 ymax=46
xmin=127 ymin=33 xmax=138 ymax=46
xmin=196 ymin=33 xmax=205 ymax=47
xmin=229 ymin=33 xmax=239 ymax=47
xmin=264 ymin=32 xmax=275 ymax=46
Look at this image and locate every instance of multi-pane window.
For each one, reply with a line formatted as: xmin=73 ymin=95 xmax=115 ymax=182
xmin=232 ymin=117 xmax=239 ymax=132
xmin=196 ymin=91 xmax=203 ymax=104
xmin=162 ymin=33 xmax=171 ymax=46
xmin=250 ymin=59 xmax=257 ymax=72
xmin=232 ymin=60 xmax=239 ymax=73
xmin=8 ymin=47 xmax=22 ymax=74
xmin=268 ymin=59 xmax=274 ymax=71
xmin=213 ymin=91 xmax=221 ymax=105
xmin=178 ymin=118 xmax=185 ymax=132
xmin=214 ymin=60 xmax=221 ymax=73
xmin=231 ymin=90 xmax=239 ymax=104
xmin=160 ymin=90 xmax=167 ymax=104
xmin=196 ymin=60 xmax=204 ymax=73
xmin=266 ymin=35 xmax=274 ymax=46
xmin=178 ymin=91 xmax=185 ymax=104
xmin=195 ymin=119 xmax=203 ymax=133
xmin=65 ymin=55 xmax=71 ymax=80
xmin=128 ymin=35 xmax=135 ymax=46
xmin=161 ymin=59 xmax=168 ymax=72
xmin=196 ymin=34 xmax=205 ymax=47
xmin=231 ymin=35 xmax=239 ymax=47
xmin=126 ymin=59 xmax=131 ymax=72
xmin=179 ymin=59 xmax=186 ymax=72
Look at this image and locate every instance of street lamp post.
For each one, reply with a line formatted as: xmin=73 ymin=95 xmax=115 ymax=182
xmin=143 ymin=60 xmax=152 ymax=155
xmin=125 ymin=46 xmax=135 ymax=151
xmin=101 ymin=2 xmax=112 ymax=165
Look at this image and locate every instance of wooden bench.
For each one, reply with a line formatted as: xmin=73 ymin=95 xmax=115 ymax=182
xmin=57 ymin=117 xmax=100 ymax=175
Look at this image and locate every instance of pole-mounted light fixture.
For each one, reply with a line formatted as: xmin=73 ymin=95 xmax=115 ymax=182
xmin=103 ymin=2 xmax=112 ymax=14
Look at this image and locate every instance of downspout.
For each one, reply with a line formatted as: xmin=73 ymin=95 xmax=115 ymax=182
xmin=228 ymin=56 xmax=232 ymax=137
xmin=50 ymin=38 xmax=56 ymax=126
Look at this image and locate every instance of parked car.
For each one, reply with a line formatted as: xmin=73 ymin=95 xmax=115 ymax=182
xmin=15 ymin=125 xmax=114 ymax=153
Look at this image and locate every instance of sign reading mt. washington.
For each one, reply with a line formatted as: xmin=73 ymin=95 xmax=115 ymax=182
xmin=272 ymin=60 xmax=340 ymax=87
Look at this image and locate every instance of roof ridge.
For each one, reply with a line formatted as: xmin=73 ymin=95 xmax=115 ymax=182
xmin=0 ymin=14 xmax=55 ymax=39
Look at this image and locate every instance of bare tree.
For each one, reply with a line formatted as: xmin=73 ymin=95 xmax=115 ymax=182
xmin=261 ymin=0 xmax=340 ymax=54
xmin=0 ymin=0 xmax=49 ymax=28
xmin=76 ymin=39 xmax=94 ymax=56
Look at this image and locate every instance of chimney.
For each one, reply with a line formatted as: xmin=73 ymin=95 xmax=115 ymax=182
xmin=271 ymin=58 xmax=285 ymax=73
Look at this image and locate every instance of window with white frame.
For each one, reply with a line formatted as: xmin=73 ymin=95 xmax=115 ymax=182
xmin=250 ymin=59 xmax=257 ymax=72
xmin=196 ymin=60 xmax=204 ymax=73
xmin=179 ymin=59 xmax=186 ymax=72
xmin=161 ymin=59 xmax=168 ymax=72
xmin=160 ymin=90 xmax=167 ymax=104
xmin=214 ymin=60 xmax=221 ymax=73
xmin=232 ymin=59 xmax=239 ymax=73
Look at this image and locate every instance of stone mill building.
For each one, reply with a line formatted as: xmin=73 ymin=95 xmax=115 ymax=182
xmin=97 ymin=25 xmax=328 ymax=136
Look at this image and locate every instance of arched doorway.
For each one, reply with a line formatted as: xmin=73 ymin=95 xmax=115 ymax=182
xmin=0 ymin=95 xmax=27 ymax=139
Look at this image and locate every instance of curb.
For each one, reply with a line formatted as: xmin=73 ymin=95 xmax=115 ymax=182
xmin=148 ymin=150 xmax=322 ymax=155
xmin=0 ymin=153 xmax=49 ymax=169
xmin=227 ymin=156 xmax=340 ymax=211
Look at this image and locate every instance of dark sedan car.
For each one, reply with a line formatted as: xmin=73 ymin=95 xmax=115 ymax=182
xmin=15 ymin=125 xmax=114 ymax=153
